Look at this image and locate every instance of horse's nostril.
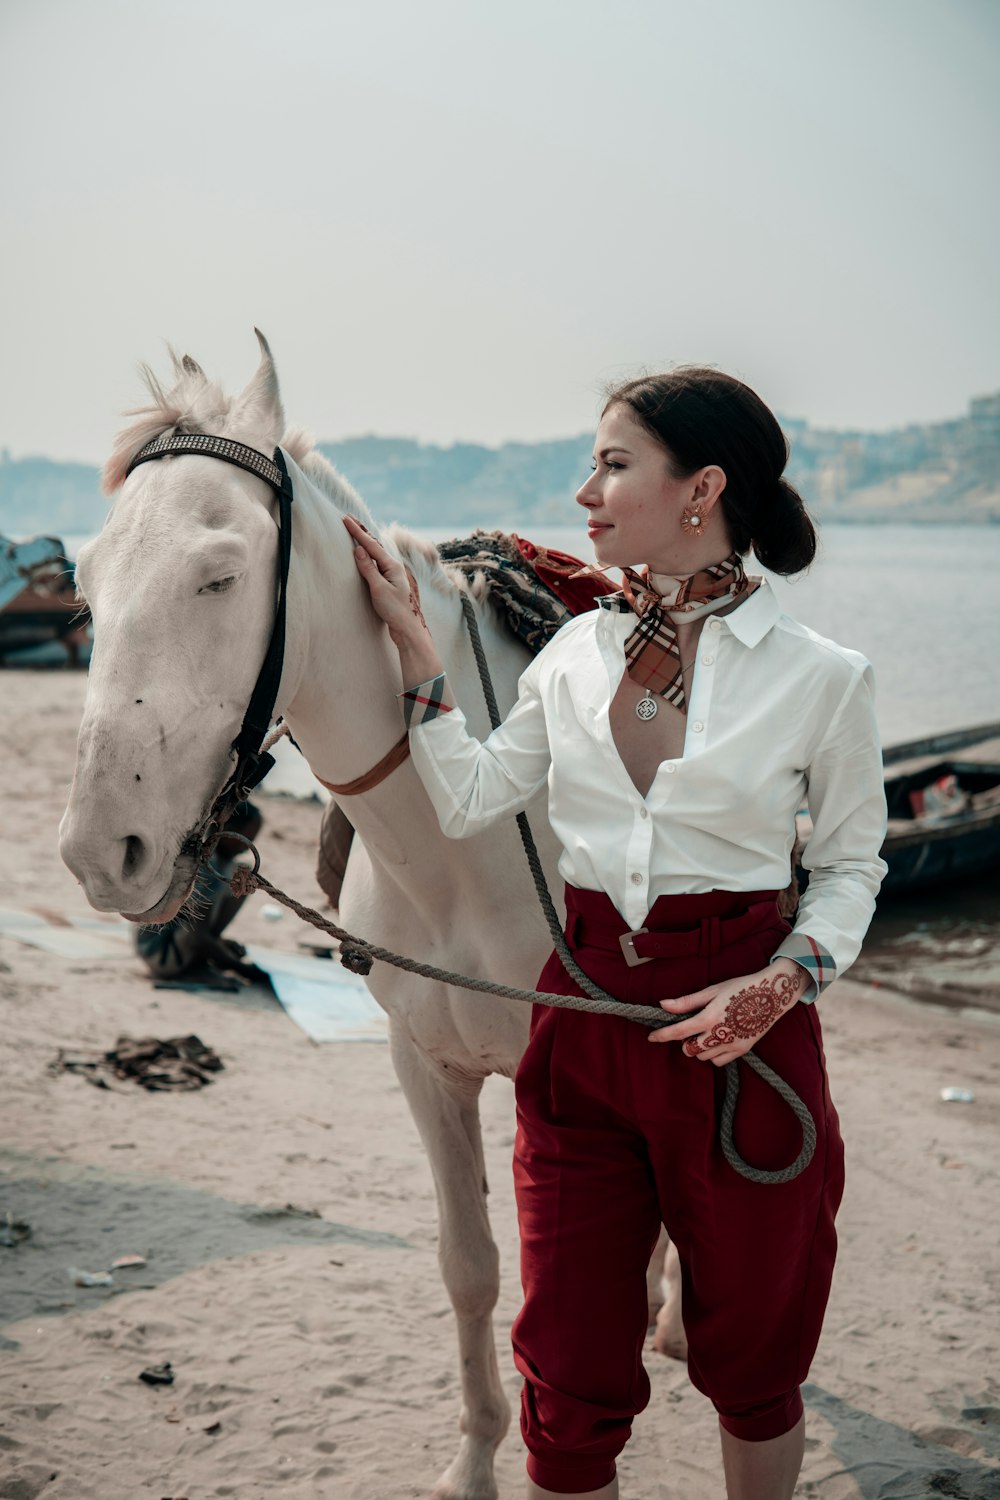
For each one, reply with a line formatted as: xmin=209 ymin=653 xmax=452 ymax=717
xmin=121 ymin=835 xmax=145 ymax=880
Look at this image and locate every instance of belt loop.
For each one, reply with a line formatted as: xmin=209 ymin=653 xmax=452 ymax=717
xmin=700 ymin=914 xmax=722 ymax=954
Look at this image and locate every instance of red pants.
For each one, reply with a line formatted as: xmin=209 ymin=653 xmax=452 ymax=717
xmin=511 ymin=885 xmax=845 ymax=1494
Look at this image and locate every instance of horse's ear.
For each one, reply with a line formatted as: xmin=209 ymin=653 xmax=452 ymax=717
xmin=226 ymin=328 xmax=284 ymax=447
xmin=181 ymin=354 xmax=205 ymax=378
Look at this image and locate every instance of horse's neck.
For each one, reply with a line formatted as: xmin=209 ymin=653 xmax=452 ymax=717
xmin=277 ymin=488 xmax=406 ymax=785
xmin=276 ymin=481 xmax=520 ymax=812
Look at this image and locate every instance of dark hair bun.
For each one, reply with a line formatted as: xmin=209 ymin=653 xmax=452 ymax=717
xmin=751 ymin=477 xmax=817 ymax=575
xmin=603 ymin=368 xmax=818 ymax=577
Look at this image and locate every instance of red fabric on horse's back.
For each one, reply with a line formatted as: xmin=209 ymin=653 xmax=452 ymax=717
xmin=512 ymin=535 xmax=619 ymax=616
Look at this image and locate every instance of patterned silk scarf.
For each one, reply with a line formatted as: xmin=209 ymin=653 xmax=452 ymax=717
xmin=618 ymin=552 xmax=752 ymax=715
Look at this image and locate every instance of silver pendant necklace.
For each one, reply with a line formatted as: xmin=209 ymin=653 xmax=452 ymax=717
xmin=634 ymin=661 xmax=694 ymax=721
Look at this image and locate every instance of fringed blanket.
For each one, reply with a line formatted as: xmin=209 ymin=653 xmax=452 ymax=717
xmin=436 ymin=530 xmax=618 ymax=657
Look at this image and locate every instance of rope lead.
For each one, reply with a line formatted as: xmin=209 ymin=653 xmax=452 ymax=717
xmin=218 ymin=589 xmax=818 ymax=1185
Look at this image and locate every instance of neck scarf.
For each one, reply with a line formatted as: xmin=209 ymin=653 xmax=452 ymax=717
xmin=618 ymin=552 xmax=752 ymax=715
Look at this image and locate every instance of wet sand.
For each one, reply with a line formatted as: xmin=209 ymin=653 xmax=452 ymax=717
xmin=1 ymin=668 xmax=999 ymax=1499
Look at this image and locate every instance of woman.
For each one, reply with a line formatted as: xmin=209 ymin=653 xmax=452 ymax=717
xmin=344 ymin=368 xmax=888 ymax=1500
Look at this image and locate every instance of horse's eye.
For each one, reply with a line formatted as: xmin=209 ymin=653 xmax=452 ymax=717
xmin=199 ymin=576 xmax=237 ymax=595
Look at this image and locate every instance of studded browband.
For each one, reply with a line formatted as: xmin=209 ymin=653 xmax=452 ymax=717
xmin=125 ymin=432 xmax=287 ymax=494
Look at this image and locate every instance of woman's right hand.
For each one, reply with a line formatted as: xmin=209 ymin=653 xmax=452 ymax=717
xmin=343 ymin=515 xmax=427 ymax=645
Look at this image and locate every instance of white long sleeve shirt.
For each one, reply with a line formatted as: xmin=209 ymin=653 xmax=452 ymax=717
xmin=402 ymin=578 xmax=888 ymax=999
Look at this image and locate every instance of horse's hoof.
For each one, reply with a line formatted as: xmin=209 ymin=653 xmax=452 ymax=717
xmin=428 ymin=1434 xmax=502 ymax=1500
xmin=652 ymin=1326 xmax=689 ymax=1361
xmin=652 ymin=1300 xmax=688 ymax=1361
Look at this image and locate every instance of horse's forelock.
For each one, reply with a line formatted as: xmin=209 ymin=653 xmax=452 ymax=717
xmin=102 ymin=349 xmax=232 ymax=496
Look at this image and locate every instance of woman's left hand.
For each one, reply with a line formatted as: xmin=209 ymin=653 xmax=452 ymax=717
xmin=648 ymin=958 xmax=809 ymax=1066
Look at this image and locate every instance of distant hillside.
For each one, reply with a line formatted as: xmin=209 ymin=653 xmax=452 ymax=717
xmin=2 ymin=391 xmax=998 ymax=540
xmin=315 ymin=433 xmax=593 ymax=530
xmin=781 ymin=391 xmax=1000 ymax=523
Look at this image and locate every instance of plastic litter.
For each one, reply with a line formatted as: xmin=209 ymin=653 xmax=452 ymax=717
xmin=261 ymin=904 xmax=284 ymax=921
xmin=139 ymin=1361 xmax=175 ymax=1386
xmin=939 ymin=1086 xmax=975 ymax=1103
xmin=111 ymin=1254 xmax=147 ymax=1269
xmin=70 ymin=1267 xmax=114 ymax=1287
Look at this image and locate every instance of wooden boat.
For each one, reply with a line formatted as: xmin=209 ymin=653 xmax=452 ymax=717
xmin=0 ymin=535 xmax=90 ymax=664
xmin=796 ymin=721 xmax=1000 ymax=896
xmin=881 ymin=755 xmax=1000 ymax=893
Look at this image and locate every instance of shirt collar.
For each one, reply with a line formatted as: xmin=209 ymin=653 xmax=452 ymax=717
xmin=717 ymin=576 xmax=781 ymax=648
xmin=598 ymin=574 xmax=781 ymax=649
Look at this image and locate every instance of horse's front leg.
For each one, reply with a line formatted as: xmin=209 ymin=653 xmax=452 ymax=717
xmin=652 ymin=1237 xmax=688 ymax=1361
xmin=390 ymin=1024 xmax=510 ymax=1500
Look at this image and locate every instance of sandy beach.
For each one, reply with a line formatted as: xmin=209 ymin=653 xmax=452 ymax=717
xmin=1 ymin=667 xmax=999 ymax=1500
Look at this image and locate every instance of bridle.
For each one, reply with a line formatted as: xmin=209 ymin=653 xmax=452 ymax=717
xmin=122 ymin=431 xmax=413 ymax=868
xmin=124 ymin=433 xmax=295 ymax=863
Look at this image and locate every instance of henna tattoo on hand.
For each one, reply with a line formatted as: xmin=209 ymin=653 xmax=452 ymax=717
xmin=408 ymin=589 xmax=427 ymax=629
xmin=685 ymin=970 xmax=800 ymax=1057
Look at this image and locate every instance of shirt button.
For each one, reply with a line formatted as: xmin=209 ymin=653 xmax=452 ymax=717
xmin=664 ymin=762 xmax=676 ymax=773
xmin=692 ymin=720 xmax=704 ymax=732
xmin=630 ymin=871 xmax=644 ymax=885
xmin=702 ymin=654 xmax=714 ymax=665
xmin=709 ymin=618 xmax=722 ymax=631
xmin=639 ymin=806 xmax=649 ymax=819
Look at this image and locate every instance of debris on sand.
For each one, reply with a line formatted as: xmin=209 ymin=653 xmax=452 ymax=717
xmin=49 ymin=1034 xmax=224 ymax=1091
xmin=0 ymin=1211 xmax=32 ymax=1247
xmin=244 ymin=1204 xmax=322 ymax=1222
xmin=139 ymin=1361 xmax=175 ymax=1386
xmin=70 ymin=1267 xmax=114 ymax=1287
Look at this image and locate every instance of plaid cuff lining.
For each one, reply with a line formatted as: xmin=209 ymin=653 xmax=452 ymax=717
xmin=771 ymin=932 xmax=837 ymax=1002
xmin=399 ymin=673 xmax=455 ymax=728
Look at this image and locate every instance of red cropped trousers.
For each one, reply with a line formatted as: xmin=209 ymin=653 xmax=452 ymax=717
xmin=511 ymin=885 xmax=845 ymax=1495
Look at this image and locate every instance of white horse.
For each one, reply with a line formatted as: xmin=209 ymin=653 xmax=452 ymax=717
xmin=59 ymin=333 xmax=681 ymax=1500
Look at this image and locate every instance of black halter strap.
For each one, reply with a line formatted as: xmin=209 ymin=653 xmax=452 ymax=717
xmin=124 ymin=433 xmax=295 ymax=843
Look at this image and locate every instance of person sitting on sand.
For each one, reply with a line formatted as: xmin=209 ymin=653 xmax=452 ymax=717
xmin=131 ymin=800 xmax=265 ymax=986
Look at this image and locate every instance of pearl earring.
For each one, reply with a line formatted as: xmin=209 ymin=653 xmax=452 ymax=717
xmin=680 ymin=501 xmax=708 ymax=536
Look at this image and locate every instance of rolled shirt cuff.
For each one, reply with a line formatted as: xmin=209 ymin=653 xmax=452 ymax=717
xmin=399 ymin=673 xmax=456 ymax=728
xmin=770 ymin=932 xmax=838 ymax=1003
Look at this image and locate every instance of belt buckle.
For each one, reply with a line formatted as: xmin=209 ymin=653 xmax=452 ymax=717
xmin=619 ymin=927 xmax=654 ymax=967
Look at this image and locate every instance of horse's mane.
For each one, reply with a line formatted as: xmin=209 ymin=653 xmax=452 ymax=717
xmin=102 ymin=350 xmax=468 ymax=599
xmin=299 ymin=448 xmax=466 ymax=600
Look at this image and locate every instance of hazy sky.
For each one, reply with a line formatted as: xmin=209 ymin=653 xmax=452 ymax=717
xmin=1 ymin=0 xmax=997 ymax=461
